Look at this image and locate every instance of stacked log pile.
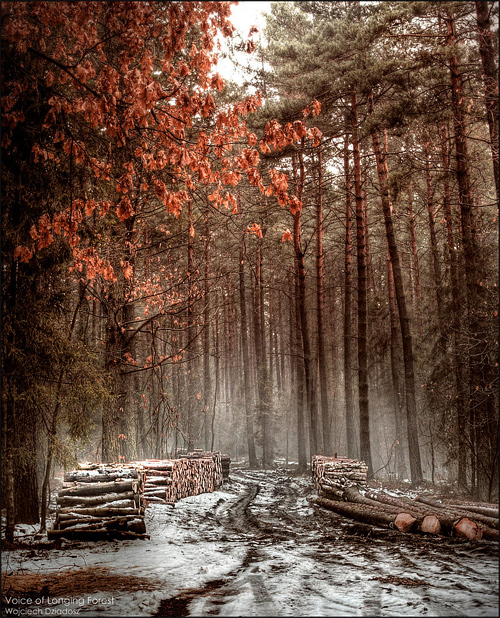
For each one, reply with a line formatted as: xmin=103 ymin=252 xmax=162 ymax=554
xmin=131 ymin=451 xmax=228 ymax=505
xmin=135 ymin=459 xmax=176 ymax=505
xmin=48 ymin=465 xmax=147 ymax=540
xmin=310 ymin=456 xmax=499 ymax=542
xmin=312 ymin=455 xmax=369 ymax=500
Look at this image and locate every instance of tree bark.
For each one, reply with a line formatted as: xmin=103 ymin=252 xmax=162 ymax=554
xmin=475 ymin=0 xmax=499 ymax=200
xmin=315 ymin=145 xmax=331 ymax=455
xmin=343 ymin=133 xmax=357 ymax=459
xmin=203 ymin=204 xmax=212 ymax=451
xmin=368 ymin=91 xmax=423 ymax=484
xmin=440 ymin=122 xmax=467 ymax=488
xmin=239 ymin=235 xmax=258 ymax=468
xmin=292 ymin=144 xmax=320 ymax=458
xmin=387 ymin=250 xmax=407 ymax=480
xmin=351 ymin=87 xmax=372 ymax=475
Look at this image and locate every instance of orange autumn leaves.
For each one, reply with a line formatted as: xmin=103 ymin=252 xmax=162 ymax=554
xmin=5 ymin=1 xmax=322 ymax=276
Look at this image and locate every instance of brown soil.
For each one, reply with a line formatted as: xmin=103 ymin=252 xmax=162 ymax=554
xmin=2 ymin=566 xmax=161 ymax=599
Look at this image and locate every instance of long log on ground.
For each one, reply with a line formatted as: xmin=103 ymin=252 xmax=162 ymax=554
xmin=479 ymin=525 xmax=499 ymax=541
xmin=341 ymin=487 xmax=438 ymax=534
xmin=58 ymin=515 xmax=143 ymax=530
xmin=143 ymin=470 xmax=172 ymax=478
xmin=447 ymin=504 xmax=499 ymax=519
xmin=415 ymin=495 xmax=498 ymax=530
xmin=143 ymin=489 xmax=168 ymax=498
xmin=441 ymin=498 xmax=499 ymax=509
xmin=64 ymin=470 xmax=140 ymax=483
xmin=57 ymin=491 xmax=137 ymax=507
xmin=58 ymin=480 xmax=138 ymax=498
xmin=58 ymin=503 xmax=139 ymax=516
xmin=311 ymin=496 xmax=419 ymax=533
xmin=363 ymin=490 xmax=483 ymax=538
xmin=47 ymin=528 xmax=149 ymax=540
xmin=53 ymin=517 xmax=146 ymax=532
xmin=145 ymin=477 xmax=172 ymax=486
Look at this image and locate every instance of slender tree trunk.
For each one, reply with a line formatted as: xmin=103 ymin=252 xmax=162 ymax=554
xmin=253 ymin=238 xmax=273 ymax=467
xmin=475 ymin=0 xmax=499 ymax=201
xmin=446 ymin=9 xmax=492 ymax=499
xmin=343 ymin=132 xmax=357 ymax=458
xmin=424 ymin=140 xmax=444 ymax=319
xmin=440 ymin=122 xmax=468 ymax=488
xmin=315 ymin=145 xmax=331 ymax=455
xmin=351 ymin=87 xmax=373 ymax=475
xmin=203 ymin=205 xmax=212 ymax=451
xmin=186 ymin=199 xmax=196 ymax=452
xmin=293 ymin=269 xmax=308 ymax=471
xmin=387 ymin=250 xmax=407 ymax=480
xmin=292 ymin=144 xmax=320 ymax=459
xmin=239 ymin=236 xmax=257 ymax=468
xmin=407 ymin=189 xmax=422 ymax=331
xmin=368 ymin=91 xmax=423 ymax=484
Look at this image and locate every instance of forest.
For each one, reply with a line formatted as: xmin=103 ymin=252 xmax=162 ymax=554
xmin=1 ymin=0 xmax=498 ymax=548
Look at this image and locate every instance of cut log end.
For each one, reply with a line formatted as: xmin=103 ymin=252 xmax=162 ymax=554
xmin=454 ymin=517 xmax=483 ymax=541
xmin=394 ymin=512 xmax=417 ymax=533
xmin=420 ymin=514 xmax=441 ymax=535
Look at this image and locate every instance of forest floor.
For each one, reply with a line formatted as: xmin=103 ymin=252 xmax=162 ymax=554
xmin=1 ymin=469 xmax=498 ymax=617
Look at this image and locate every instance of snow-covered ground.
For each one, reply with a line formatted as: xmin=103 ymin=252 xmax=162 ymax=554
xmin=2 ymin=470 xmax=498 ymax=617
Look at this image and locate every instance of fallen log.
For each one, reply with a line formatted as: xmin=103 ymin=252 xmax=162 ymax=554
xmin=58 ymin=480 xmax=138 ymax=498
xmin=58 ymin=515 xmax=142 ymax=530
xmin=64 ymin=470 xmax=140 ymax=483
xmin=57 ymin=491 xmax=137 ymax=507
xmin=479 ymin=525 xmax=499 ymax=541
xmin=48 ymin=528 xmax=149 ymax=540
xmin=143 ymin=489 xmax=168 ymax=498
xmin=447 ymin=504 xmax=499 ymax=519
xmin=415 ymin=495 xmax=498 ymax=530
xmin=57 ymin=504 xmax=140 ymax=516
xmin=311 ymin=496 xmax=416 ymax=533
xmin=341 ymin=487 xmax=436 ymax=534
xmin=365 ymin=491 xmax=483 ymax=540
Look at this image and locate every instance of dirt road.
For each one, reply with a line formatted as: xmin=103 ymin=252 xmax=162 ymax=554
xmin=2 ymin=469 xmax=498 ymax=617
xmin=153 ymin=469 xmax=499 ymax=617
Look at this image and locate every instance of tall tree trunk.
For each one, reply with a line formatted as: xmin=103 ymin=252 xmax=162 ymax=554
xmin=343 ymin=132 xmax=357 ymax=458
xmin=186 ymin=199 xmax=196 ymax=452
xmin=446 ymin=9 xmax=492 ymax=499
xmin=351 ymin=87 xmax=373 ymax=475
xmin=424 ymin=140 xmax=444 ymax=319
xmin=387 ymin=250 xmax=407 ymax=480
xmin=475 ymin=0 xmax=499 ymax=201
xmin=239 ymin=236 xmax=257 ymax=468
xmin=440 ymin=122 xmax=468 ymax=488
xmin=315 ymin=145 xmax=331 ymax=455
xmin=407 ymin=188 xmax=422 ymax=331
xmin=253 ymin=237 xmax=273 ymax=467
xmin=368 ymin=91 xmax=423 ymax=484
xmin=293 ymin=268 xmax=308 ymax=471
xmin=292 ymin=144 xmax=320 ymax=458
xmin=203 ymin=205 xmax=212 ymax=451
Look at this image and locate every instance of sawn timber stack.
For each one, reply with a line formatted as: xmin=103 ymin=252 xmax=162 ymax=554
xmin=48 ymin=464 xmax=147 ymax=540
xmin=131 ymin=450 xmax=228 ymax=505
xmin=310 ymin=455 xmax=498 ymax=542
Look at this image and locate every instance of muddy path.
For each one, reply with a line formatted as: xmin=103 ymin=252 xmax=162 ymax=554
xmin=154 ymin=470 xmax=499 ymax=617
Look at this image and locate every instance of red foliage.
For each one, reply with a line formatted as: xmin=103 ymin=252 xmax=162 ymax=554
xmin=3 ymin=1 xmax=321 ymax=277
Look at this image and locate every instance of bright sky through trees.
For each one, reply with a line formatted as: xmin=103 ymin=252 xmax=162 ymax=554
xmin=216 ymin=0 xmax=272 ymax=83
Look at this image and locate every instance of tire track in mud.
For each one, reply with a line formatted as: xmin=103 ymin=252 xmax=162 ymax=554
xmin=154 ymin=470 xmax=499 ymax=617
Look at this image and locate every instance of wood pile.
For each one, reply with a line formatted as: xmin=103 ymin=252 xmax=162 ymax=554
xmin=48 ymin=464 xmax=147 ymax=540
xmin=310 ymin=456 xmax=499 ymax=542
xmin=312 ymin=455 xmax=368 ymax=499
xmin=131 ymin=451 xmax=228 ymax=505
